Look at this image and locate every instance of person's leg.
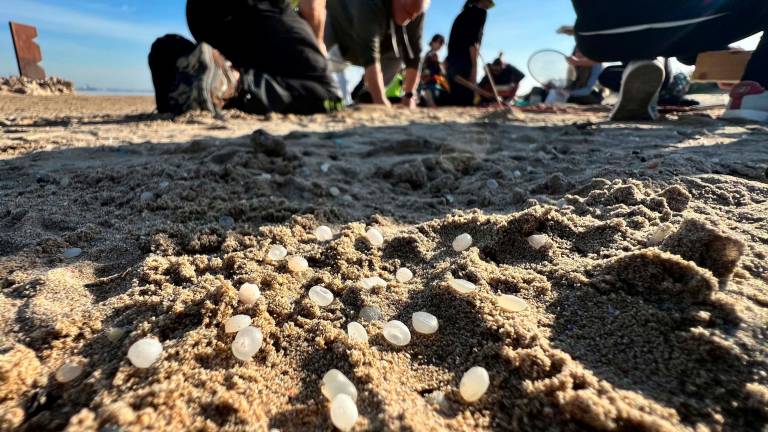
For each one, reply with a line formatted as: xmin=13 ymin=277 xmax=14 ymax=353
xmin=743 ymin=31 xmax=768 ymax=85
xmin=148 ymin=34 xmax=197 ymax=113
xmin=577 ymin=1 xmax=767 ymax=84
xmin=598 ymin=65 xmax=624 ymax=93
xmin=186 ymin=0 xmax=340 ymax=114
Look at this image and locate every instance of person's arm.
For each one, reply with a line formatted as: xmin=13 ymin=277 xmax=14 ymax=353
xmin=401 ymin=67 xmax=420 ymax=108
xmin=399 ymin=15 xmax=423 ymax=108
xmin=299 ymin=0 xmax=327 ymax=54
xmin=364 ymin=63 xmax=390 ymax=107
xmin=467 ymin=10 xmax=486 ymax=84
xmin=469 ymin=44 xmax=479 ymax=83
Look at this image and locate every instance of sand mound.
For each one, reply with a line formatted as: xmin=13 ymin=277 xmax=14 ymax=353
xmin=0 ymin=97 xmax=766 ymax=431
xmin=0 ymin=76 xmax=74 ymax=96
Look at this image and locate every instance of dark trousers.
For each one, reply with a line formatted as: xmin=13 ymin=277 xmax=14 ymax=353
xmin=576 ymin=1 xmax=768 ymax=87
xmin=445 ymin=64 xmax=476 ymax=107
xmin=150 ymin=0 xmax=340 ymax=114
xmin=149 ymin=35 xmax=197 ymax=113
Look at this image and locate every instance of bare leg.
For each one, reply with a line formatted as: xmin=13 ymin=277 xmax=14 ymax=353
xmin=299 ymin=0 xmax=327 ymax=55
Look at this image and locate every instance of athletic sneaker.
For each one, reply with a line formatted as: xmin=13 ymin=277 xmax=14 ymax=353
xmin=722 ymin=81 xmax=768 ymax=123
xmin=610 ymin=59 xmax=666 ymax=121
xmin=168 ymin=42 xmax=240 ymax=115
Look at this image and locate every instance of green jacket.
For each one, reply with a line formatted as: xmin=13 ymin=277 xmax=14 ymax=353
xmin=325 ymin=0 xmax=423 ymax=69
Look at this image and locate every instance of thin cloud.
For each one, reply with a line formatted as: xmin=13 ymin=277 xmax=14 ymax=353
xmin=1 ymin=0 xmax=183 ymax=44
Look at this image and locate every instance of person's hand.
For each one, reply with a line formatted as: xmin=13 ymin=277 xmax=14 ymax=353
xmin=567 ymin=54 xmax=598 ymax=67
xmin=401 ymin=94 xmax=417 ymax=109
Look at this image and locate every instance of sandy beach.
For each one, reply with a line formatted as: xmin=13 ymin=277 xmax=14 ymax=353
xmin=1 ymin=95 xmax=767 ymax=431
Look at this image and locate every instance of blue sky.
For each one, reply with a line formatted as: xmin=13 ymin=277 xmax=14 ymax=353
xmin=0 ymin=1 xmax=760 ymax=92
xmin=0 ymin=0 xmax=579 ymax=91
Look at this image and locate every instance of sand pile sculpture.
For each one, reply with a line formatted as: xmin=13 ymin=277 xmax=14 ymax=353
xmin=0 ymin=76 xmax=74 ymax=95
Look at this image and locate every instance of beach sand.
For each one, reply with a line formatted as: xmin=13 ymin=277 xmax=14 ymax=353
xmin=1 ymin=95 xmax=767 ymax=431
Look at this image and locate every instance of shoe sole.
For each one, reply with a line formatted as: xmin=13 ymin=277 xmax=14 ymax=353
xmin=610 ymin=62 xmax=665 ymax=121
xmin=169 ymin=43 xmax=220 ymax=115
xmin=722 ymin=109 xmax=768 ymax=123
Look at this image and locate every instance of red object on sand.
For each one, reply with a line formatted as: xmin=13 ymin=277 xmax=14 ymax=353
xmin=9 ymin=21 xmax=46 ymax=80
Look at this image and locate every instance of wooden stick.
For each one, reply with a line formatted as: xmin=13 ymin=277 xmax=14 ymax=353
xmin=478 ymin=52 xmax=504 ymax=108
xmin=454 ymin=76 xmax=494 ymax=99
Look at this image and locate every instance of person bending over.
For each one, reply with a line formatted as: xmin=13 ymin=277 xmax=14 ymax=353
xmin=299 ymin=0 xmax=430 ymax=109
xmin=569 ymin=0 xmax=768 ymax=122
xmin=148 ymin=0 xmax=342 ymax=116
xmin=478 ymin=54 xmax=525 ymax=105
xmin=444 ymin=0 xmax=494 ymax=107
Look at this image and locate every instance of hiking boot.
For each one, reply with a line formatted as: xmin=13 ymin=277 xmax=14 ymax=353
xmin=168 ymin=42 xmax=240 ymax=115
xmin=722 ymin=81 xmax=768 ymax=122
xmin=610 ymin=59 xmax=666 ymax=121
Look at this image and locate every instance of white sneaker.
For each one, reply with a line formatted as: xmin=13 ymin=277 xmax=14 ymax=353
xmin=722 ymin=81 xmax=768 ymax=122
xmin=610 ymin=59 xmax=666 ymax=121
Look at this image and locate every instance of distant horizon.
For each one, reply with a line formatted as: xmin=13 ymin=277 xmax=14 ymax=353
xmin=1 ymin=1 xmax=762 ymax=95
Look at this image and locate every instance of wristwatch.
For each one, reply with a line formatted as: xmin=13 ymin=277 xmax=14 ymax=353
xmin=403 ymin=92 xmax=415 ymax=99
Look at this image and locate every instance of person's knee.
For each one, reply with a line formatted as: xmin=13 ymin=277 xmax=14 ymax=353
xmin=150 ymin=34 xmax=195 ymax=61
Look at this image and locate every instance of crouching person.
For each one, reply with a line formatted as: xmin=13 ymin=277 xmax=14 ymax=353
xmin=149 ymin=0 xmax=342 ymax=116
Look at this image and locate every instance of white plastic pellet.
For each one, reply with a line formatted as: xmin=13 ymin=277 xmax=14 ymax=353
xmin=268 ymin=244 xmax=288 ymax=261
xmin=365 ymin=228 xmax=384 ymax=247
xmin=127 ymin=338 xmax=163 ymax=368
xmin=498 ymin=295 xmax=528 ymax=313
xmin=330 ymin=394 xmax=358 ymax=431
xmin=360 ymin=277 xmax=387 ymax=290
xmin=527 ymin=234 xmax=550 ymax=251
xmin=383 ymin=320 xmax=411 ymax=346
xmin=648 ymin=223 xmax=675 ymax=246
xmin=322 ymin=369 xmax=358 ymax=401
xmin=232 ymin=326 xmax=263 ymax=361
xmin=448 ymin=279 xmax=478 ymax=294
xmin=225 ymin=315 xmax=252 ymax=333
xmin=107 ymin=327 xmax=126 ymax=343
xmin=395 ymin=268 xmax=413 ymax=283
xmin=63 ymin=247 xmax=82 ymax=258
xmin=460 ymin=366 xmax=490 ymax=402
xmin=239 ymin=283 xmax=261 ymax=305
xmin=359 ymin=306 xmax=382 ymax=322
xmin=309 ymin=286 xmax=334 ymax=307
xmin=55 ymin=361 xmax=84 ymax=383
xmin=347 ymin=322 xmax=368 ymax=343
xmin=452 ymin=233 xmax=473 ymax=252
xmin=315 ymin=226 xmax=334 ymax=242
xmin=412 ymin=312 xmax=439 ymax=335
xmin=287 ymin=256 xmax=309 ymax=273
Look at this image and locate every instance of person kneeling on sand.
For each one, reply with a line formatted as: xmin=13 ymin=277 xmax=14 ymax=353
xmin=478 ymin=54 xmax=525 ymax=106
xmin=569 ymin=0 xmax=768 ymax=122
xmin=149 ymin=0 xmax=342 ymax=116
xmin=299 ymin=0 xmax=430 ymax=109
